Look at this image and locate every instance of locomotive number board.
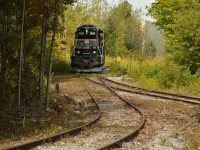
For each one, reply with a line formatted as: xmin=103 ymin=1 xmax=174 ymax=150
xmin=77 ymin=29 xmax=97 ymax=39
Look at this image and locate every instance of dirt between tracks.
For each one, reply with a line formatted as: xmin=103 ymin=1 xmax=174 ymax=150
xmin=35 ymin=75 xmax=142 ymax=150
xmin=50 ymin=76 xmax=200 ymax=150
xmin=0 ymin=76 xmax=99 ymax=149
xmin=1 ymin=76 xmax=199 ymax=150
xmin=108 ymin=77 xmax=200 ymax=150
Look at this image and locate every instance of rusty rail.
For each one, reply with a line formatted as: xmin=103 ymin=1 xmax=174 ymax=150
xmin=84 ymin=75 xmax=145 ymax=149
xmin=84 ymin=76 xmax=200 ymax=105
xmin=5 ymin=82 xmax=102 ymax=150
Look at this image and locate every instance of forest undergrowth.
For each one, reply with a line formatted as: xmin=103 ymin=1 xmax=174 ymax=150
xmin=52 ymin=55 xmax=200 ymax=97
xmin=106 ymin=56 xmax=200 ymax=97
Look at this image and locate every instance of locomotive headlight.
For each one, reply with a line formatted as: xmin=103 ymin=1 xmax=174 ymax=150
xmin=93 ymin=51 xmax=96 ymax=54
xmin=77 ymin=51 xmax=80 ymax=54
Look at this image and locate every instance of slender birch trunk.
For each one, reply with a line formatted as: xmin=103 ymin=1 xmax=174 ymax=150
xmin=45 ymin=0 xmax=58 ymax=109
xmin=18 ymin=0 xmax=25 ymax=109
xmin=39 ymin=2 xmax=48 ymax=108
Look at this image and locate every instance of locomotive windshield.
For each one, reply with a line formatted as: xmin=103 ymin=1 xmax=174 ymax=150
xmin=75 ymin=39 xmax=98 ymax=49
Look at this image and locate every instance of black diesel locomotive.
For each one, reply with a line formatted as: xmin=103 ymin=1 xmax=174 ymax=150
xmin=70 ymin=25 xmax=105 ymax=72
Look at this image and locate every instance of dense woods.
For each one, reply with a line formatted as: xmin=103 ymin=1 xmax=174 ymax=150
xmin=64 ymin=0 xmax=156 ymax=57
xmin=0 ymin=0 xmax=73 ymax=110
xmin=0 ymin=0 xmax=155 ymax=113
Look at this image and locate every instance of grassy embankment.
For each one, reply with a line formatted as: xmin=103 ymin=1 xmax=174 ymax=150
xmin=52 ymin=55 xmax=200 ymax=97
xmin=106 ymin=56 xmax=200 ymax=97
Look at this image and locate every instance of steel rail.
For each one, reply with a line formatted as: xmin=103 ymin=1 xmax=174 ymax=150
xmin=5 ymin=89 xmax=102 ymax=150
xmin=87 ymin=75 xmax=145 ymax=150
xmin=101 ymin=76 xmax=200 ymax=104
xmin=84 ymin=76 xmax=200 ymax=105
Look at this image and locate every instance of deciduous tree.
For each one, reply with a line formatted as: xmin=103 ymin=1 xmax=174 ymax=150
xmin=148 ymin=0 xmax=200 ymax=74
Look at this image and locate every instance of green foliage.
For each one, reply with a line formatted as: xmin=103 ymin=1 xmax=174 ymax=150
xmin=107 ymin=56 xmax=200 ymax=96
xmin=0 ymin=0 xmax=75 ymax=109
xmin=148 ymin=0 xmax=200 ymax=74
xmin=52 ymin=58 xmax=71 ymax=74
xmin=124 ymin=12 xmax=143 ymax=53
xmin=157 ymin=62 xmax=181 ymax=88
xmin=145 ymin=65 xmax=159 ymax=78
xmin=144 ymin=40 xmax=157 ymax=59
xmin=106 ymin=56 xmax=128 ymax=76
xmin=168 ymin=4 xmax=200 ymax=74
xmin=104 ymin=1 xmax=142 ymax=56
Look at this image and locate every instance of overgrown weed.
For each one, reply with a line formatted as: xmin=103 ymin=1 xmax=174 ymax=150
xmin=52 ymin=55 xmax=200 ymax=97
xmin=105 ymin=56 xmax=200 ymax=97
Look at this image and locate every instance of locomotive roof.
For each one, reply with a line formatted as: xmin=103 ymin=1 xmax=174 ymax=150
xmin=77 ymin=24 xmax=103 ymax=33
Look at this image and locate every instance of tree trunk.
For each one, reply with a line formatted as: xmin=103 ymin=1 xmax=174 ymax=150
xmin=18 ymin=0 xmax=26 ymax=110
xmin=39 ymin=2 xmax=48 ymax=108
xmin=0 ymin=20 xmax=6 ymax=99
xmin=45 ymin=0 xmax=58 ymax=109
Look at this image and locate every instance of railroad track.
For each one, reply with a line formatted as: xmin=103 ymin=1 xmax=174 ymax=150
xmin=96 ymin=75 xmax=145 ymax=149
xmin=6 ymin=75 xmax=198 ymax=150
xmin=5 ymin=89 xmax=102 ymax=150
xmin=5 ymin=76 xmax=145 ymax=150
xmin=34 ymin=76 xmax=145 ymax=149
xmin=83 ymin=76 xmax=200 ymax=149
xmin=84 ymin=76 xmax=200 ymax=105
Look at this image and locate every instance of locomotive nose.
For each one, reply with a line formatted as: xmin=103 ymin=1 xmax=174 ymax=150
xmin=83 ymin=59 xmax=90 ymax=67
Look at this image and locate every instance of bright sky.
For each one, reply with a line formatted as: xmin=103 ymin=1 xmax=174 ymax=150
xmin=107 ymin=0 xmax=155 ymax=21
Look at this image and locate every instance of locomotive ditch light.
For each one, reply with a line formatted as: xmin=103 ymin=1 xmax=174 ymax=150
xmin=77 ymin=51 xmax=80 ymax=54
xmin=93 ymin=51 xmax=96 ymax=54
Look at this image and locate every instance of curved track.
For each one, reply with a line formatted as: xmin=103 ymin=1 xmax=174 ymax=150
xmin=5 ymin=76 xmax=146 ymax=150
xmin=85 ymin=76 xmax=200 ymax=105
xmin=5 ymin=92 xmax=102 ymax=150
xmin=96 ymin=75 xmax=145 ymax=149
xmin=35 ymin=76 xmax=145 ymax=149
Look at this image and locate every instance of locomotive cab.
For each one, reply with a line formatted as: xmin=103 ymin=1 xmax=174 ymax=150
xmin=70 ymin=25 xmax=105 ymax=72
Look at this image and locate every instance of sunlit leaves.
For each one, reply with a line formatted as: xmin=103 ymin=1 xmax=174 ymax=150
xmin=148 ymin=0 xmax=200 ymax=74
xmin=104 ymin=1 xmax=142 ymax=56
xmin=169 ymin=4 xmax=200 ymax=72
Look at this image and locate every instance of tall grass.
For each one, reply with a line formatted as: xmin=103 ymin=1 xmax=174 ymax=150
xmin=52 ymin=54 xmax=71 ymax=74
xmin=106 ymin=56 xmax=200 ymax=97
xmin=52 ymin=54 xmax=200 ymax=97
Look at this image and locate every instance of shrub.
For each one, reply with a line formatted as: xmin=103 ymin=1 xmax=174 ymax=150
xmin=52 ymin=59 xmax=71 ymax=74
xmin=144 ymin=65 xmax=159 ymax=78
xmin=157 ymin=62 xmax=195 ymax=88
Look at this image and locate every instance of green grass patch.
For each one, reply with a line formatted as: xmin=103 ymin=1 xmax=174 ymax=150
xmin=105 ymin=56 xmax=200 ymax=97
xmin=51 ymin=55 xmax=200 ymax=97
